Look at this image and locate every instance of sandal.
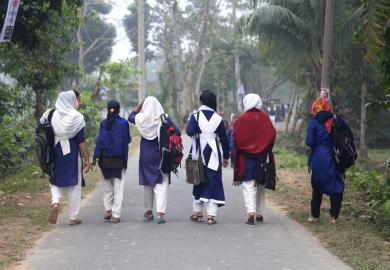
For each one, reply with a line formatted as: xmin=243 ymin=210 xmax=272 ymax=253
xmin=256 ymin=215 xmax=264 ymax=222
xmin=331 ymin=218 xmax=338 ymax=225
xmin=112 ymin=217 xmax=120 ymax=224
xmin=308 ymin=217 xmax=319 ymax=224
xmin=104 ymin=210 xmax=112 ymax=221
xmin=190 ymin=213 xmax=204 ymax=222
xmin=246 ymin=214 xmax=255 ymax=225
xmin=69 ymin=219 xmax=82 ymax=225
xmin=157 ymin=214 xmax=166 ymax=224
xmin=48 ymin=203 xmax=59 ymax=224
xmin=207 ymin=217 xmax=217 ymax=225
xmin=144 ymin=211 xmax=154 ymax=221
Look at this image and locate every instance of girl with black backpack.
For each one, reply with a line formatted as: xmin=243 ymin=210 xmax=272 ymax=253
xmin=93 ymin=100 xmax=131 ymax=224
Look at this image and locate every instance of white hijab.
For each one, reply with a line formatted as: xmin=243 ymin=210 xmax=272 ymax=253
xmin=52 ymin=91 xmax=85 ymax=155
xmin=243 ymin=93 xmax=263 ymax=112
xmin=135 ymin=96 xmax=165 ymax=140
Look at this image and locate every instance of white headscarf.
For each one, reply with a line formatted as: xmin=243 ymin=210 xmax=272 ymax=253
xmin=243 ymin=93 xmax=263 ymax=112
xmin=51 ymin=91 xmax=85 ymax=155
xmin=135 ymin=96 xmax=165 ymax=140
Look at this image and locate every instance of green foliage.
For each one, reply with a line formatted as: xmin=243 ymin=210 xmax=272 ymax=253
xmin=347 ymin=165 xmax=390 ymax=234
xmin=79 ymin=92 xmax=104 ymax=143
xmin=0 ymin=116 xmax=35 ymax=179
xmin=123 ymin=0 xmax=154 ymax=61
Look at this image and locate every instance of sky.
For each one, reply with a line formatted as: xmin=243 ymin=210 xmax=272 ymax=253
xmin=104 ymin=0 xmax=133 ymax=61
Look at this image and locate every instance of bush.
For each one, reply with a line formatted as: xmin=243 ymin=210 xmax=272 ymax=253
xmin=347 ymin=166 xmax=390 ymax=236
xmin=79 ymin=92 xmax=105 ymax=144
xmin=0 ymin=118 xmax=35 ymax=179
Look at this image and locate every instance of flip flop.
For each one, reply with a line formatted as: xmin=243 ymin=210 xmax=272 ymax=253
xmin=69 ymin=219 xmax=82 ymax=225
xmin=190 ymin=213 xmax=204 ymax=222
xmin=48 ymin=204 xmax=59 ymax=224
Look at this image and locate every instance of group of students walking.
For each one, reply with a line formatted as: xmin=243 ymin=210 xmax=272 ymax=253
xmin=36 ymin=89 xmax=345 ymax=227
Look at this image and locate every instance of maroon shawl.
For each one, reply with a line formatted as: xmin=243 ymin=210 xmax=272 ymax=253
xmin=233 ymin=110 xmax=276 ymax=182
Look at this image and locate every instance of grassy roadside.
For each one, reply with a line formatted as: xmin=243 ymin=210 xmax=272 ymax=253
xmin=270 ymin=147 xmax=390 ymax=270
xmin=0 ymin=137 xmax=140 ymax=270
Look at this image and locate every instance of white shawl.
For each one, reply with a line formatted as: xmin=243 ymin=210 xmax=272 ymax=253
xmin=51 ymin=91 xmax=85 ymax=155
xmin=243 ymin=93 xmax=263 ymax=112
xmin=135 ymin=96 xmax=165 ymax=140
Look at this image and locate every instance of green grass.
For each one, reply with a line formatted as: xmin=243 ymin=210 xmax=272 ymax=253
xmin=0 ymin=165 xmax=47 ymax=194
xmin=271 ymin=145 xmax=390 ymax=270
xmin=274 ymin=147 xmax=307 ymax=169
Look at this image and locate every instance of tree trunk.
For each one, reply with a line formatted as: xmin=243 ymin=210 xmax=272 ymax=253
xmin=34 ymin=88 xmax=44 ymax=123
xmin=138 ymin=0 xmax=146 ymax=102
xmin=182 ymin=72 xmax=194 ymax=113
xmin=320 ymin=0 xmax=335 ymax=100
xmin=285 ymin=84 xmax=298 ymax=133
xmin=359 ymin=51 xmax=369 ymax=162
xmin=290 ymin=87 xmax=302 ymax=135
xmin=92 ymin=65 xmax=105 ymax=102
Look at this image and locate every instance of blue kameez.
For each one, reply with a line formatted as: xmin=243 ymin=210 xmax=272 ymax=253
xmin=93 ymin=115 xmax=131 ymax=180
xmin=51 ymin=129 xmax=85 ymax=187
xmin=306 ymin=118 xmax=344 ymax=195
xmin=128 ymin=111 xmax=180 ymax=186
xmin=186 ymin=110 xmax=229 ymax=206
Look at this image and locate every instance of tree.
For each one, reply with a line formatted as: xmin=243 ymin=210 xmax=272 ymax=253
xmin=76 ymin=0 xmax=116 ymax=73
xmin=0 ymin=0 xmax=81 ymax=121
xmin=123 ymin=1 xmax=154 ymax=61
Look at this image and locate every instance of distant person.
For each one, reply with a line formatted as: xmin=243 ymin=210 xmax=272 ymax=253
xmin=128 ymin=96 xmax=180 ymax=224
xmin=37 ymin=90 xmax=90 ymax=225
xmin=93 ymin=100 xmax=131 ymax=224
xmin=233 ymin=93 xmax=276 ymax=225
xmin=186 ymin=90 xmax=229 ymax=225
xmin=306 ymin=98 xmax=344 ymax=224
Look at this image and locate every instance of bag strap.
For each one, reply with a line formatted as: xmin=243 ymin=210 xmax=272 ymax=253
xmin=48 ymin=109 xmax=55 ymax=123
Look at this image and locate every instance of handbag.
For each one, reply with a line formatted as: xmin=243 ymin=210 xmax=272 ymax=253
xmin=99 ymin=150 xmax=124 ymax=169
xmin=255 ymin=152 xmax=277 ymax=190
xmin=185 ymin=112 xmax=207 ymax=185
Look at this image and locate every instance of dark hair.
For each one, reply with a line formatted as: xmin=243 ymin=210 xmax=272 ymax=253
xmin=106 ymin=100 xmax=120 ymax=130
xmin=200 ymin=89 xmax=217 ymax=111
xmin=73 ymin=90 xmax=80 ymax=98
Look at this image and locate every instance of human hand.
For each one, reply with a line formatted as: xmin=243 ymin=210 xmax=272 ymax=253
xmin=222 ymin=159 xmax=229 ymax=168
xmin=83 ymin=160 xmax=90 ymax=173
xmin=135 ymin=100 xmax=145 ymax=113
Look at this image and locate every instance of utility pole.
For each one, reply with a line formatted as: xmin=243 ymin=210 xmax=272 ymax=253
xmin=138 ymin=0 xmax=146 ymax=102
xmin=232 ymin=0 xmax=241 ymax=112
xmin=320 ymin=0 xmax=335 ymax=101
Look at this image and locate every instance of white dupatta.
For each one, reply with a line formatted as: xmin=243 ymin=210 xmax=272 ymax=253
xmin=134 ymin=96 xmax=165 ymax=141
xmin=51 ymin=91 xmax=85 ymax=155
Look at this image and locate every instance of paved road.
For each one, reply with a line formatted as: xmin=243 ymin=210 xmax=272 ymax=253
xmin=23 ymin=137 xmax=351 ymax=270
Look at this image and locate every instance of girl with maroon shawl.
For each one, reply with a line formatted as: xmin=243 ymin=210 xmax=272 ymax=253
xmin=233 ymin=94 xmax=276 ymax=225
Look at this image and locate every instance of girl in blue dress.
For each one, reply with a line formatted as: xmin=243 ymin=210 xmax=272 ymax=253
xmin=93 ymin=100 xmax=131 ymax=223
xmin=38 ymin=90 xmax=90 ymax=225
xmin=186 ymin=90 xmax=229 ymax=225
xmin=128 ymin=96 xmax=180 ymax=224
xmin=306 ymin=98 xmax=344 ymax=224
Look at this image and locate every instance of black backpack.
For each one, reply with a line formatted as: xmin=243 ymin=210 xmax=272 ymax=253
xmin=35 ymin=109 xmax=56 ymax=176
xmin=332 ymin=114 xmax=358 ymax=173
xmin=159 ymin=114 xmax=183 ymax=179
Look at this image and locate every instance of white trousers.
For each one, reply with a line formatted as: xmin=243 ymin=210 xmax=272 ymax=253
xmin=102 ymin=177 xmax=125 ymax=218
xmin=51 ymin=156 xmax=82 ymax=221
xmin=192 ymin=200 xmax=218 ymax=217
xmin=144 ymin=174 xmax=169 ymax=214
xmin=242 ymin=180 xmax=266 ymax=215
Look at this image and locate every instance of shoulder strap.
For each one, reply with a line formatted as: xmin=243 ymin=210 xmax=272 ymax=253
xmin=48 ymin=109 xmax=55 ymax=123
